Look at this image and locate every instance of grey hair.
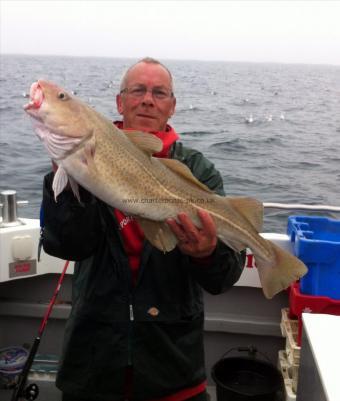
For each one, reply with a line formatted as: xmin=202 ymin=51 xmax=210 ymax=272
xmin=119 ymin=57 xmax=174 ymax=93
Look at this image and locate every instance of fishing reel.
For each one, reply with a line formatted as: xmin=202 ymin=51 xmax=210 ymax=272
xmin=23 ymin=383 xmax=39 ymax=400
xmin=11 ymin=382 xmax=39 ymax=401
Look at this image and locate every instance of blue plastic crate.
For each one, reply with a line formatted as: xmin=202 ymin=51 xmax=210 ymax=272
xmin=287 ymin=216 xmax=340 ymax=299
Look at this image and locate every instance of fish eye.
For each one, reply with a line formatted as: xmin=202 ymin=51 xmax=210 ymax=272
xmin=58 ymin=92 xmax=67 ymax=100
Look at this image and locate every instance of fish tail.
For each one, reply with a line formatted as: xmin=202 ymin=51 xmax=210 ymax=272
xmin=255 ymin=240 xmax=308 ymax=299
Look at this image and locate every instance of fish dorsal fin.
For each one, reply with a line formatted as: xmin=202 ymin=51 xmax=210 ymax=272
xmin=159 ymin=158 xmax=213 ymax=194
xmin=123 ymin=130 xmax=163 ymax=155
xmin=135 ymin=216 xmax=177 ymax=252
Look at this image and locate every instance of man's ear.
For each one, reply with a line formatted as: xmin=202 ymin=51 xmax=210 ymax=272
xmin=116 ymin=94 xmax=123 ymax=115
xmin=169 ymin=96 xmax=176 ymax=117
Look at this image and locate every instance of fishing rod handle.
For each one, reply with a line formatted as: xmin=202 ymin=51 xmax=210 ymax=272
xmin=11 ymin=337 xmax=40 ymax=401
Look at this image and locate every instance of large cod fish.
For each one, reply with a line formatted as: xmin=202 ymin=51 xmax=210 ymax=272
xmin=24 ymin=80 xmax=307 ymax=298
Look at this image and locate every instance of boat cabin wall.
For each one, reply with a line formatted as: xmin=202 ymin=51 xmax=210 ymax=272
xmin=0 ymin=273 xmax=287 ymax=384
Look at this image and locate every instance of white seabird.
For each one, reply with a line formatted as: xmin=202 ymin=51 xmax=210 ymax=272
xmin=245 ymin=114 xmax=254 ymax=123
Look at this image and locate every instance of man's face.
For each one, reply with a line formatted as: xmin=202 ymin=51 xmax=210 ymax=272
xmin=116 ymin=62 xmax=176 ymax=132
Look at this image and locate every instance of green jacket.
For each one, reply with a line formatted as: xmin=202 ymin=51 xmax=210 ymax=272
xmin=42 ymin=142 xmax=245 ymax=401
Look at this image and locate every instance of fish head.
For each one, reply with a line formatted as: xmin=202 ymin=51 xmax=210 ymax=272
xmin=24 ymin=79 xmax=94 ymax=159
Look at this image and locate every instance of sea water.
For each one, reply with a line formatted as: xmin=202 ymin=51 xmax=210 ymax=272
xmin=0 ymin=55 xmax=339 ymax=232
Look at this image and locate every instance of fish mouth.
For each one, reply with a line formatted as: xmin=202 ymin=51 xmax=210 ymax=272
xmin=23 ymin=81 xmax=44 ymax=111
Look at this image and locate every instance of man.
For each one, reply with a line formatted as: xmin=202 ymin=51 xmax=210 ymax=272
xmin=42 ymin=57 xmax=245 ymax=401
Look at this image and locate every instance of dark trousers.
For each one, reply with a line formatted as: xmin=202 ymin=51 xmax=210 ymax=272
xmin=62 ymin=389 xmax=208 ymax=401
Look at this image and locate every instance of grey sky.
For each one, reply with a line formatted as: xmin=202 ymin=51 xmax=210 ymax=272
xmin=1 ymin=0 xmax=340 ymax=65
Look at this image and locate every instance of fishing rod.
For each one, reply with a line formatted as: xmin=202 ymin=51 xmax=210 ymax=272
xmin=11 ymin=260 xmax=70 ymax=401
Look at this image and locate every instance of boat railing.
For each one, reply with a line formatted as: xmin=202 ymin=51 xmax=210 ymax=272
xmin=263 ymin=202 xmax=340 ymax=214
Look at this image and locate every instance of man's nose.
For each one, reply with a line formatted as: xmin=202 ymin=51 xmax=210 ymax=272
xmin=141 ymin=89 xmax=155 ymax=104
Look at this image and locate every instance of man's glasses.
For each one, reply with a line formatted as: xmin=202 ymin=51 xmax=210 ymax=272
xmin=120 ymin=85 xmax=173 ymax=100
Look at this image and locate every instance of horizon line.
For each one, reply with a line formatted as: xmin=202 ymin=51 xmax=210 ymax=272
xmin=2 ymin=52 xmax=340 ymax=68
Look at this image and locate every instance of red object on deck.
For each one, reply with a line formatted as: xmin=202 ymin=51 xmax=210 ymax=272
xmin=289 ymin=281 xmax=340 ymax=345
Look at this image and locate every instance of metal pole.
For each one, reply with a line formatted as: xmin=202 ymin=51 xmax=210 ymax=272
xmin=1 ymin=190 xmax=18 ymax=223
xmin=0 ymin=190 xmax=28 ymax=227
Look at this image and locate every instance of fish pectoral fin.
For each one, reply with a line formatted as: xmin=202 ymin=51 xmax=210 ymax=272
xmin=123 ymin=130 xmax=163 ymax=155
xmin=158 ymin=158 xmax=213 ymax=194
xmin=255 ymin=241 xmax=308 ymax=299
xmin=52 ymin=165 xmax=69 ymax=201
xmin=135 ymin=217 xmax=177 ymax=252
xmin=82 ymin=137 xmax=98 ymax=174
xmin=227 ymin=197 xmax=263 ymax=232
xmin=68 ymin=176 xmax=81 ymax=202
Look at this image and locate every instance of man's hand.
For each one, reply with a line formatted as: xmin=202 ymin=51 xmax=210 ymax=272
xmin=166 ymin=209 xmax=217 ymax=258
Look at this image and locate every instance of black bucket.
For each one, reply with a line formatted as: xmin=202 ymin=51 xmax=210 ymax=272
xmin=211 ymin=347 xmax=283 ymax=401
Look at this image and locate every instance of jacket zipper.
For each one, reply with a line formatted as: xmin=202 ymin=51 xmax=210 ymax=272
xmin=127 ymin=296 xmax=134 ymax=366
xmin=129 ymin=304 xmax=134 ymax=321
xmin=104 ymin=208 xmax=136 ymax=367
xmin=126 ymin=243 xmax=151 ymax=367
